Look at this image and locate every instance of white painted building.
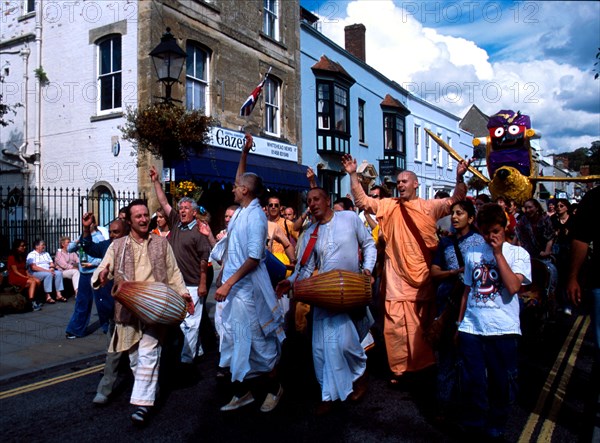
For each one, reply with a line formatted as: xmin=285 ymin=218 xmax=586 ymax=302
xmin=299 ymin=9 xmax=473 ymax=199
xmin=1 ymin=0 xmax=139 ymax=206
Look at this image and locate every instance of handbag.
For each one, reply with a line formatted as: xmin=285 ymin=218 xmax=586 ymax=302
xmin=423 ymin=237 xmax=466 ymax=348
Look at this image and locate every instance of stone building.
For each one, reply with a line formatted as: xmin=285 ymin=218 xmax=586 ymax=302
xmin=0 ymin=1 xmax=303 ymax=241
xmin=0 ymin=0 xmax=302 ymax=249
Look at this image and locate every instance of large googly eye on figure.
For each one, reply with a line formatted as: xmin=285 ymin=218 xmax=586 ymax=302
xmin=508 ymin=125 xmax=521 ymax=135
xmin=473 ymin=268 xmax=483 ymax=280
xmin=493 ymin=127 xmax=505 ymax=138
xmin=489 ymin=268 xmax=499 ymax=281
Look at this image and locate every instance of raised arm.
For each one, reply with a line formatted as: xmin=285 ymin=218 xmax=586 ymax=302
xmin=449 ymin=158 xmax=471 ymax=203
xmin=150 ymin=165 xmax=173 ymax=217
xmin=306 ymin=166 xmax=318 ymax=189
xmin=236 ymin=133 xmax=253 ymax=181
xmin=341 ymin=154 xmax=379 ymax=215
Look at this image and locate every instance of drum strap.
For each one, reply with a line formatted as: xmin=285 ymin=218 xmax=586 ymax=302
xmin=300 ymin=223 xmax=320 ymax=267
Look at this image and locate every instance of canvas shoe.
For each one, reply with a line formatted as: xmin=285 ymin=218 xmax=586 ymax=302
xmin=260 ymin=385 xmax=283 ymax=412
xmin=220 ymin=392 xmax=255 ymax=411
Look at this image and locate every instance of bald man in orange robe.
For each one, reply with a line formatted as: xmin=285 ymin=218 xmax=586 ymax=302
xmin=342 ymin=155 xmax=470 ymax=380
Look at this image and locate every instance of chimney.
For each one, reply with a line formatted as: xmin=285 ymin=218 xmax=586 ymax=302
xmin=345 ymin=24 xmax=366 ymax=62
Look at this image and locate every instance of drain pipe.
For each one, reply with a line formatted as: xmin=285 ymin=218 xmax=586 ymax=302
xmin=33 ymin=1 xmax=43 ymax=196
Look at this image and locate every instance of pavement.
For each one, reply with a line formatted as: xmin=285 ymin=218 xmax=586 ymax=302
xmin=0 ymin=271 xmax=221 ymax=385
xmin=0 ymin=295 xmax=109 ymax=383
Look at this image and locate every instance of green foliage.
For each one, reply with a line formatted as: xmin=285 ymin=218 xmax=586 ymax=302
xmin=555 ymin=141 xmax=600 ymax=175
xmin=34 ymin=67 xmax=49 ymax=85
xmin=120 ymin=103 xmax=213 ymax=162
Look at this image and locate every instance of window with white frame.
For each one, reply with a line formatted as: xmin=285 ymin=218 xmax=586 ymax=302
xmin=358 ymin=99 xmax=365 ymax=144
xmin=316 ymin=80 xmax=351 ymax=155
xmin=447 ymin=136 xmax=453 ymax=170
xmin=97 ymin=35 xmax=122 ymax=113
xmin=425 ymin=131 xmax=432 ymax=163
xmin=186 ymin=43 xmax=210 ymax=114
xmin=263 ymin=0 xmax=279 ymax=40
xmin=414 ymin=125 xmax=421 ymax=161
xmin=24 ymin=0 xmax=35 ymax=14
xmin=264 ymin=77 xmax=280 ymax=135
xmin=437 ymin=132 xmax=443 ymax=168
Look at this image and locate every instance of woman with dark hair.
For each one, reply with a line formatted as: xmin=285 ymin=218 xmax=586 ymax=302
xmin=546 ymin=199 xmax=556 ymax=218
xmin=516 ymin=198 xmax=555 ymax=259
xmin=429 ymin=200 xmax=485 ymax=421
xmin=7 ymin=239 xmax=42 ymax=310
xmin=516 ymin=198 xmax=558 ymax=306
xmin=551 ymin=198 xmax=574 ymax=314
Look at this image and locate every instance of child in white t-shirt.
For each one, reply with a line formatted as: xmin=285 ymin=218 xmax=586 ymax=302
xmin=457 ymin=203 xmax=531 ymax=439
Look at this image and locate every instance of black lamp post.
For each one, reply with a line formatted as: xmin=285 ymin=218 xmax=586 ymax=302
xmin=149 ymin=27 xmax=186 ymax=103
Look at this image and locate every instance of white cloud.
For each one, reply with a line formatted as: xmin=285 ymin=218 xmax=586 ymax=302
xmin=314 ymin=0 xmax=600 ymax=154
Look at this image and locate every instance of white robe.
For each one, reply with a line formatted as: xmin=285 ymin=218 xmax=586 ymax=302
xmin=291 ymin=211 xmax=377 ymax=401
xmin=219 ymin=199 xmax=285 ymax=382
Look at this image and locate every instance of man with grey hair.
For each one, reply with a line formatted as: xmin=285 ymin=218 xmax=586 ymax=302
xmin=150 ymin=167 xmax=211 ymax=367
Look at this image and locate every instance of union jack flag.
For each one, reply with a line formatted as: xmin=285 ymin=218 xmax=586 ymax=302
xmin=239 ymin=68 xmax=271 ymax=117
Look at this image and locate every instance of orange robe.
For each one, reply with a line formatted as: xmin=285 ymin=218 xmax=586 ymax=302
xmin=353 ymin=181 xmax=466 ymax=374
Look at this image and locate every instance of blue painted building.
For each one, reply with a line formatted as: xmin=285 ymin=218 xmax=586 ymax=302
xmin=299 ymin=9 xmax=473 ymax=200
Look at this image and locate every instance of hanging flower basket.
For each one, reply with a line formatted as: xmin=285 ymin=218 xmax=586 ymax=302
xmin=120 ymin=103 xmax=213 ymax=162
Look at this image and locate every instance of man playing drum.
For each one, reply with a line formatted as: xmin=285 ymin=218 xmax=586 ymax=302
xmin=93 ymin=200 xmax=193 ymax=425
xmin=277 ymin=187 xmax=376 ymax=414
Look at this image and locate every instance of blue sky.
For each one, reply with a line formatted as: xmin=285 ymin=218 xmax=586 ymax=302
xmin=300 ymin=0 xmax=600 ymax=154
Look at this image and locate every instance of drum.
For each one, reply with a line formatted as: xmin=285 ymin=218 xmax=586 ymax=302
xmin=293 ymin=270 xmax=372 ymax=312
xmin=265 ymin=249 xmax=287 ymax=288
xmin=112 ymin=281 xmax=187 ymax=326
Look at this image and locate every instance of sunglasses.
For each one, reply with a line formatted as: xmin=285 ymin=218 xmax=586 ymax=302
xmin=198 ymin=206 xmax=207 ymax=215
xmin=369 ymin=194 xmax=380 ymax=198
xmin=268 ymin=203 xmax=280 ymax=208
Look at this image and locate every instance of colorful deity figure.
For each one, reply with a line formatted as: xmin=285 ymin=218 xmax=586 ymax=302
xmin=486 ymin=110 xmax=533 ymax=178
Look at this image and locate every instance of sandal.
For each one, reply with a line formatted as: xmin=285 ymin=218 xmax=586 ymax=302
xmin=56 ymin=295 xmax=68 ymax=302
xmin=45 ymin=295 xmax=56 ymax=304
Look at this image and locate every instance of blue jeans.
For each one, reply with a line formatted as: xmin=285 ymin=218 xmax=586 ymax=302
xmin=458 ymin=332 xmax=519 ymax=437
xmin=66 ymin=274 xmax=114 ymax=337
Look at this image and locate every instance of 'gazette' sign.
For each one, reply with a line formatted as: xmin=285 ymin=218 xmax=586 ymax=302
xmin=208 ymin=127 xmax=298 ymax=162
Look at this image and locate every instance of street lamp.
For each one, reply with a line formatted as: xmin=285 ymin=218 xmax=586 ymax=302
xmin=149 ymin=27 xmax=186 ymax=103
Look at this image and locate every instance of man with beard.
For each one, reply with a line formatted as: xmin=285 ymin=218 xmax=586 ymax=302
xmin=342 ymin=155 xmax=470 ymax=384
xmin=93 ymin=200 xmax=192 ymax=424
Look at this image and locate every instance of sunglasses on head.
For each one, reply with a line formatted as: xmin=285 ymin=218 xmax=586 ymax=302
xmin=198 ymin=206 xmax=207 ymax=215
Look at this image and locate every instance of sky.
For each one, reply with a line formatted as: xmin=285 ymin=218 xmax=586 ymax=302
xmin=300 ymin=0 xmax=600 ymax=155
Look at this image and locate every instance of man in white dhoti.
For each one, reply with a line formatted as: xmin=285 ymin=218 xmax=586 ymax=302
xmin=215 ymin=134 xmax=285 ymax=413
xmin=277 ymin=187 xmax=376 ymax=414
xmin=93 ymin=200 xmax=192 ymax=425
